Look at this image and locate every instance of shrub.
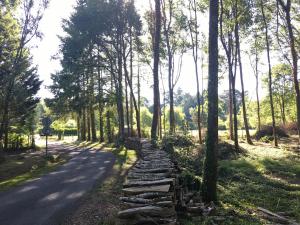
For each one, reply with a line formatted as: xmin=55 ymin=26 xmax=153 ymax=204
xmin=179 ymin=170 xmax=201 ymax=191
xmin=254 ymin=125 xmax=288 ymax=140
xmin=161 ymin=134 xmax=194 ymax=149
xmin=281 ymin=122 xmax=298 ymax=135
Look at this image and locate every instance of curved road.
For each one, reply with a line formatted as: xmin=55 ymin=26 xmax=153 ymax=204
xmin=0 ymin=143 xmax=115 ymax=225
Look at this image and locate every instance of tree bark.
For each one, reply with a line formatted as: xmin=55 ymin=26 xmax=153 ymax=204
xmin=129 ymin=29 xmax=134 ymax=136
xmin=202 ymin=0 xmax=219 ymax=203
xmin=261 ymin=0 xmax=278 ymax=147
xmin=254 ymin=38 xmax=261 ymax=131
xmin=235 ymin=22 xmax=253 ymax=145
xmin=97 ymin=64 xmax=104 ymax=143
xmin=278 ymin=0 xmax=300 ymax=142
xmin=151 ymin=0 xmax=161 ymax=142
xmin=162 ymin=0 xmax=175 ymax=134
xmin=188 ymin=0 xmax=202 ymax=143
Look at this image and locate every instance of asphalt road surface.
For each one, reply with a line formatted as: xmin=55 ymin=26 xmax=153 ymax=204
xmin=0 ymin=143 xmax=115 ymax=225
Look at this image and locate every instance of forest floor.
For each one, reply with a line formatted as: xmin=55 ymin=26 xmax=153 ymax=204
xmin=181 ymin=135 xmax=300 ymax=225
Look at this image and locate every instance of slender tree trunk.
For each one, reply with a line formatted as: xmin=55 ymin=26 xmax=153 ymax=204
xmin=97 ymin=68 xmax=104 ymax=143
xmin=278 ymin=0 xmax=300 ymax=141
xmin=129 ymin=30 xmax=134 ymax=136
xmin=235 ymin=23 xmax=253 ymax=145
xmin=202 ymin=0 xmax=219 ymax=203
xmin=106 ymin=110 xmax=112 ymax=143
xmin=123 ymin=59 xmax=142 ymax=138
xmin=151 ymin=0 xmax=161 ymax=142
xmin=261 ymin=0 xmax=278 ymax=147
xmin=125 ymin=75 xmax=130 ymax=137
xmin=219 ymin=0 xmax=234 ymax=141
xmin=254 ymin=42 xmax=261 ymax=131
xmin=229 ymin=74 xmax=234 ymax=139
xmin=188 ymin=0 xmax=202 ymax=143
xmin=232 ymin=76 xmax=239 ymax=150
xmin=82 ymin=108 xmax=87 ymax=141
xmin=117 ymin=34 xmax=125 ymax=143
xmin=90 ymin=72 xmax=97 ymax=142
xmin=77 ymin=113 xmax=81 ymax=141
xmin=162 ymin=0 xmax=175 ymax=134
xmin=137 ymin=57 xmax=141 ymax=137
xmin=87 ymin=111 xmax=91 ymax=141
xmin=90 ymin=106 xmax=97 ymax=142
xmin=4 ymin=125 xmax=8 ymax=150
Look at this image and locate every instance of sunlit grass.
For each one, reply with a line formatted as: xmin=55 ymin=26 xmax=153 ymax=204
xmin=0 ymin=157 xmax=66 ymax=191
xmin=180 ymin=138 xmax=300 ymax=224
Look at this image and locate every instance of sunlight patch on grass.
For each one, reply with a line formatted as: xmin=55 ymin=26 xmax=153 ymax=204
xmin=0 ymin=159 xmax=66 ymax=191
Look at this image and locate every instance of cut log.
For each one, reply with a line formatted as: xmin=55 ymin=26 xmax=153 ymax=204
xmin=120 ymin=197 xmax=152 ymax=204
xmin=118 ymin=206 xmax=175 ymax=219
xmin=132 ymin=168 xmax=173 ymax=174
xmin=134 ymin=192 xmax=172 ymax=199
xmin=123 ymin=184 xmax=170 ymax=194
xmin=155 ymin=201 xmax=174 ymax=207
xmin=127 ymin=173 xmax=172 ymax=180
xmin=136 ymin=162 xmax=173 ymax=168
xmin=124 ymin=178 xmax=175 ymax=188
xmin=257 ymin=207 xmax=300 ymax=225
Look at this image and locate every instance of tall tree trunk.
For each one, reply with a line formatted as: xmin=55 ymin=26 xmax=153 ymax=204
xmin=106 ymin=110 xmax=112 ymax=143
xmin=229 ymin=74 xmax=234 ymax=139
xmin=81 ymin=108 xmax=87 ymax=141
xmin=77 ymin=113 xmax=81 ymax=141
xmin=235 ymin=23 xmax=253 ymax=145
xmin=254 ymin=40 xmax=261 ymax=131
xmin=188 ymin=0 xmax=202 ymax=143
xmin=123 ymin=54 xmax=141 ymax=138
xmin=97 ymin=67 xmax=104 ymax=143
xmin=261 ymin=0 xmax=278 ymax=147
xmin=278 ymin=0 xmax=300 ymax=142
xmin=87 ymin=111 xmax=91 ymax=142
xmin=129 ymin=30 xmax=134 ymax=136
xmin=219 ymin=0 xmax=234 ymax=142
xmin=117 ymin=34 xmax=125 ymax=143
xmin=90 ymin=71 xmax=97 ymax=142
xmin=162 ymin=0 xmax=175 ymax=134
xmin=90 ymin=106 xmax=97 ymax=142
xmin=125 ymin=75 xmax=130 ymax=137
xmin=137 ymin=57 xmax=141 ymax=137
xmin=202 ymin=0 xmax=219 ymax=203
xmin=151 ymin=0 xmax=161 ymax=142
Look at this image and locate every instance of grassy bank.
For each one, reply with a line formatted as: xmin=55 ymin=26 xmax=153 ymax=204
xmin=173 ymin=138 xmax=300 ymax=224
xmin=0 ymin=150 xmax=67 ymax=191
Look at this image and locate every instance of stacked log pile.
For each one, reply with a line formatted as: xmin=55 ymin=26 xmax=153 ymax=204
xmin=118 ymin=139 xmax=178 ymax=225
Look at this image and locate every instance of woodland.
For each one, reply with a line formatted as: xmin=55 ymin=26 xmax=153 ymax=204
xmin=0 ymin=0 xmax=299 ymax=224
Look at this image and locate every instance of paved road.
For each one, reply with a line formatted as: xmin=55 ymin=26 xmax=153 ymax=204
xmin=0 ymin=143 xmax=116 ymax=225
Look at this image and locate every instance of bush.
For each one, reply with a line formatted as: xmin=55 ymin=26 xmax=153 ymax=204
xmin=161 ymin=134 xmax=194 ymax=149
xmin=281 ymin=122 xmax=298 ymax=135
xmin=179 ymin=170 xmax=201 ymax=191
xmin=254 ymin=125 xmax=288 ymax=140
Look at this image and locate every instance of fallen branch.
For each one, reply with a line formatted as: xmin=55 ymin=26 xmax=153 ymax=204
xmin=258 ymin=207 xmax=300 ymax=225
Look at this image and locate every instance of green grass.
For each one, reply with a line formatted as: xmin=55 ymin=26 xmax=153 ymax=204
xmin=0 ymin=155 xmax=66 ymax=191
xmin=179 ymin=139 xmax=300 ymax=225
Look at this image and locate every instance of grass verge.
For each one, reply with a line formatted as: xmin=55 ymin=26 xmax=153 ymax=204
xmin=174 ymin=139 xmax=300 ymax=225
xmin=62 ymin=145 xmax=137 ymax=225
xmin=0 ymin=152 xmax=67 ymax=191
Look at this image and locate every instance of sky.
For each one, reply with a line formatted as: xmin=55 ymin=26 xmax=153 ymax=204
xmin=31 ymin=0 xmax=266 ymax=102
